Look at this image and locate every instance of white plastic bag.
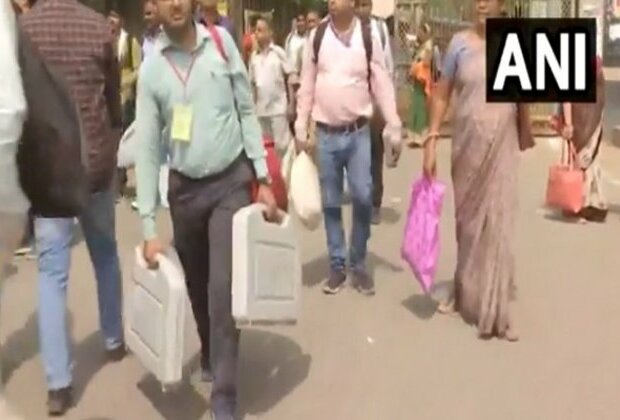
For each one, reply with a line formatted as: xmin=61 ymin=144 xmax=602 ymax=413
xmin=290 ymin=151 xmax=322 ymax=230
xmin=117 ymin=121 xmax=137 ymax=169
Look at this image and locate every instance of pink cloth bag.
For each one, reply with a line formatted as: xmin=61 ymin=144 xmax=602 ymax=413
xmin=546 ymin=140 xmax=584 ymax=213
xmin=401 ymin=176 xmax=446 ymax=294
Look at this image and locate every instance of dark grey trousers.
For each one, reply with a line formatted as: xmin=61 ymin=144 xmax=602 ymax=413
xmin=168 ymin=155 xmax=253 ymax=413
xmin=370 ymin=110 xmax=386 ymax=208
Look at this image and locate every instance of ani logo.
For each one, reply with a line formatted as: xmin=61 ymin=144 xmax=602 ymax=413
xmin=486 ymin=18 xmax=597 ymax=103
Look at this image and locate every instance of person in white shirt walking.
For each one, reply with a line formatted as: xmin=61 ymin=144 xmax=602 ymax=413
xmin=284 ymin=13 xmax=308 ymax=80
xmin=0 ymin=1 xmax=30 ymax=419
xmin=357 ymin=0 xmax=394 ymax=225
xmin=249 ymin=16 xmax=295 ymax=157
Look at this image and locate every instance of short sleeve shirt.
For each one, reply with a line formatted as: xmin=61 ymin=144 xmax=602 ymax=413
xmin=249 ymin=44 xmax=293 ymax=117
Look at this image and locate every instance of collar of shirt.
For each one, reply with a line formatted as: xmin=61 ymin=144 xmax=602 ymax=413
xmin=157 ymin=23 xmax=209 ymax=54
xmin=257 ymin=42 xmax=277 ymax=55
xmin=144 ymin=26 xmax=161 ymax=41
xmin=328 ymin=17 xmax=358 ymax=47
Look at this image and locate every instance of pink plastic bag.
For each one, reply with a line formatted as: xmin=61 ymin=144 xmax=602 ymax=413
xmin=401 ymin=176 xmax=446 ymax=294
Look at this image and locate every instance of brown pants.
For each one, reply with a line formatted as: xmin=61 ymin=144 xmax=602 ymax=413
xmin=370 ymin=111 xmax=386 ymax=208
xmin=168 ymin=155 xmax=252 ymax=413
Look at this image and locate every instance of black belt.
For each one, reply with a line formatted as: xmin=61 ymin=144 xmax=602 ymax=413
xmin=316 ymin=117 xmax=368 ymax=134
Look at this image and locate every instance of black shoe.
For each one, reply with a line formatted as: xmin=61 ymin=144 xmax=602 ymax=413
xmin=47 ymin=387 xmax=73 ymax=417
xmin=210 ymin=410 xmax=235 ymax=420
xmin=201 ymin=366 xmax=214 ymax=383
xmin=322 ymin=270 xmax=347 ymax=295
xmin=371 ymin=207 xmax=381 ymax=225
xmin=353 ymin=270 xmax=375 ymax=296
xmin=106 ymin=343 xmax=127 ymax=362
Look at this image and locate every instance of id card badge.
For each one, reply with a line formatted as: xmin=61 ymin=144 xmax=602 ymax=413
xmin=171 ymin=104 xmax=193 ymax=143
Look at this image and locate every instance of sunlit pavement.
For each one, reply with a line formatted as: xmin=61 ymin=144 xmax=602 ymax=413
xmin=2 ymin=135 xmax=620 ymax=419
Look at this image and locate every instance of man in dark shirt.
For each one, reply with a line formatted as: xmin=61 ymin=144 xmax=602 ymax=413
xmin=20 ymin=0 xmax=124 ymax=416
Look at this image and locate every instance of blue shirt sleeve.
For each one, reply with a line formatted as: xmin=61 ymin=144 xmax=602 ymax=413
xmin=135 ymin=59 xmax=163 ymax=240
xmin=441 ymin=33 xmax=466 ymax=82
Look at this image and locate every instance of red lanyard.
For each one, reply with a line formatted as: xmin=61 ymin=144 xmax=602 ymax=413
xmin=164 ymin=53 xmax=198 ymax=99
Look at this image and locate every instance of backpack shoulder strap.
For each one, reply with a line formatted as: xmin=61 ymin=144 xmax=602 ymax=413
xmin=206 ymin=24 xmax=229 ymax=63
xmin=361 ymin=18 xmax=373 ymax=91
xmin=312 ymin=21 xmax=329 ymax=64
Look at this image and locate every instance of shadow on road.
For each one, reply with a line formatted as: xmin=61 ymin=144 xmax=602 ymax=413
xmin=380 ymin=207 xmax=401 ymax=225
xmin=1 ymin=312 xmax=106 ymax=406
xmin=135 ymin=330 xmax=309 ymax=420
xmin=238 ymin=329 xmax=311 ymax=418
xmin=302 ymin=252 xmax=403 ymax=287
xmin=543 ymin=212 xmax=587 ymax=224
xmin=2 ymin=263 xmax=18 ymax=279
xmin=606 ymin=203 xmax=620 ymax=215
xmin=402 ymin=280 xmax=454 ymax=320
xmin=136 ymin=358 xmax=208 ymax=420
xmin=72 ymin=330 xmax=119 ymax=404
xmin=402 ymin=295 xmax=438 ymax=320
xmin=1 ymin=312 xmax=39 ymax=385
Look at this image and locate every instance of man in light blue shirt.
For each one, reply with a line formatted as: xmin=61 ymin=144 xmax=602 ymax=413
xmin=136 ymin=1 xmax=277 ymax=418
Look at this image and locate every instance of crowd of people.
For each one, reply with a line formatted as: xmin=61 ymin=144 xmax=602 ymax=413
xmin=0 ymin=0 xmax=609 ymax=419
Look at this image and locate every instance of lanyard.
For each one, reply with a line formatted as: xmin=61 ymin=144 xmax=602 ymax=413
xmin=164 ymin=53 xmax=198 ymax=101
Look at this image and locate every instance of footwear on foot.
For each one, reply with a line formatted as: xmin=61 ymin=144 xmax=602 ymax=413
xmin=201 ymin=367 xmax=214 ymax=383
xmin=131 ymin=200 xmax=139 ymax=211
xmin=352 ymin=270 xmax=375 ymax=296
xmin=504 ymin=326 xmax=520 ymax=342
xmin=371 ymin=207 xmax=381 ymax=225
xmin=437 ymin=299 xmax=456 ymax=314
xmin=47 ymin=387 xmax=73 ymax=417
xmin=210 ymin=410 xmax=235 ymax=420
xmin=322 ymin=270 xmax=347 ymax=295
xmin=106 ymin=343 xmax=127 ymax=362
xmin=14 ymin=246 xmax=36 ymax=259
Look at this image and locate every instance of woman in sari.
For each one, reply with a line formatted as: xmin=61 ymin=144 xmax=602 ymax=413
xmin=423 ymin=0 xmax=525 ymax=341
xmin=406 ymin=23 xmax=433 ymax=148
xmin=559 ymin=56 xmax=607 ymax=222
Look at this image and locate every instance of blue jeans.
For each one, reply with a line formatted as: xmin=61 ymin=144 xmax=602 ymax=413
xmin=317 ymin=125 xmax=373 ymax=273
xmin=34 ymin=189 xmax=123 ymax=390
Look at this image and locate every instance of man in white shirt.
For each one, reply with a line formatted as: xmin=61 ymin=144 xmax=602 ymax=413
xmin=0 ymin=1 xmax=29 ymax=419
xmin=249 ymin=16 xmax=295 ymax=157
xmin=284 ymin=12 xmax=308 ymax=80
xmin=357 ymin=0 xmax=394 ymax=225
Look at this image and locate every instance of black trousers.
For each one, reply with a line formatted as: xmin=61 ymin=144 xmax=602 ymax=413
xmin=370 ymin=111 xmax=386 ymax=208
xmin=168 ymin=155 xmax=253 ymax=413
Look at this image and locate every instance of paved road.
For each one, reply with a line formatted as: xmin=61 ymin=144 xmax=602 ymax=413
xmin=2 ymin=137 xmax=620 ymax=420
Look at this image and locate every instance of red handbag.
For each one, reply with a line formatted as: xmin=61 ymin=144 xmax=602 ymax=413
xmin=545 ymin=140 xmax=584 ymax=213
xmin=251 ymin=137 xmax=288 ymax=211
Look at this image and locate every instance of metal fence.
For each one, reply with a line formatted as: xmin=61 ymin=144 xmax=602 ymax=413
xmin=393 ymin=0 xmax=578 ymax=132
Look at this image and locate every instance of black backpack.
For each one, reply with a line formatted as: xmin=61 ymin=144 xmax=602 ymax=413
xmin=16 ymin=28 xmax=88 ymax=217
xmin=313 ymin=18 xmax=373 ymax=91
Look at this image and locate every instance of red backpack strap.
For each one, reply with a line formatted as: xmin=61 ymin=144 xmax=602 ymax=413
xmin=206 ymin=24 xmax=229 ymax=63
